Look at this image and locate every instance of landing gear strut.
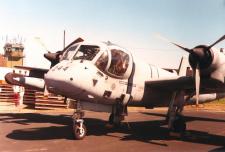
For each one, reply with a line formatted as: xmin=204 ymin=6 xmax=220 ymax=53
xmin=72 ymin=101 xmax=87 ymax=140
xmin=108 ymin=113 xmax=123 ymax=126
xmin=167 ymin=91 xmax=186 ymax=136
xmin=107 ymin=99 xmax=128 ymax=128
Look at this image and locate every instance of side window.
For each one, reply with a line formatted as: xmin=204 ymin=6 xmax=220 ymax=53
xmin=95 ymin=51 xmax=108 ymax=71
xmin=108 ymin=49 xmax=129 ymax=76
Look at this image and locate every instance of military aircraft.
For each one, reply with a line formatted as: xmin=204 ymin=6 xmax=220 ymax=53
xmin=5 ymin=35 xmax=225 ymax=139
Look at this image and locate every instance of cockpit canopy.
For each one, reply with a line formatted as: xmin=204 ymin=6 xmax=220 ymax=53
xmin=95 ymin=46 xmax=132 ymax=79
xmin=61 ymin=42 xmax=132 ymax=79
xmin=96 ymin=49 xmax=130 ymax=76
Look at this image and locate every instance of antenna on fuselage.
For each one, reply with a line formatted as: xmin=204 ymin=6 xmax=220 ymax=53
xmin=104 ymin=41 xmax=113 ymax=46
xmin=103 ymin=41 xmax=120 ymax=47
xmin=63 ymin=30 xmax=66 ymax=50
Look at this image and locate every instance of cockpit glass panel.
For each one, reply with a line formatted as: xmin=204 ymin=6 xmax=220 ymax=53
xmin=95 ymin=51 xmax=108 ymax=71
xmin=108 ymin=49 xmax=129 ymax=76
xmin=61 ymin=45 xmax=78 ymax=60
xmin=73 ymin=45 xmax=100 ymax=61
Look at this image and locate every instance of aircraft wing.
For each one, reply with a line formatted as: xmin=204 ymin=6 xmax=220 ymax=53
xmin=146 ymin=76 xmax=194 ymax=91
xmin=14 ymin=66 xmax=48 ymax=78
xmin=145 ymin=76 xmax=225 ymax=93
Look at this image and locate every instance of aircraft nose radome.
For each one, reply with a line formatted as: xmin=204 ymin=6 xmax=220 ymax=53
xmin=45 ymin=67 xmax=81 ymax=94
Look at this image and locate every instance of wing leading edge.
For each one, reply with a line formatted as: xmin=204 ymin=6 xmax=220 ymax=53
xmin=145 ymin=76 xmax=225 ymax=93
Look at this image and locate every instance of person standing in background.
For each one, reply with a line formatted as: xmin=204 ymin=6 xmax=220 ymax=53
xmin=13 ymin=85 xmax=25 ymax=107
xmin=19 ymin=86 xmax=25 ymax=106
xmin=13 ymin=85 xmax=20 ymax=107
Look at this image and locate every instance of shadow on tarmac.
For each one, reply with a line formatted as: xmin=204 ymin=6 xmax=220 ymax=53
xmin=140 ymin=112 xmax=225 ymax=150
xmin=0 ymin=112 xmax=225 ymax=150
xmin=0 ymin=113 xmax=74 ymax=140
xmin=141 ymin=112 xmax=225 ymax=123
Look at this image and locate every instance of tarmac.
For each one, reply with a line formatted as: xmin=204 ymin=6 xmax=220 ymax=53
xmin=0 ymin=102 xmax=225 ymax=152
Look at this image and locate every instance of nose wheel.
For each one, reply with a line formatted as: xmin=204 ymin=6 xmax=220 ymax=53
xmin=73 ymin=119 xmax=87 ymax=140
xmin=72 ymin=110 xmax=87 ymax=140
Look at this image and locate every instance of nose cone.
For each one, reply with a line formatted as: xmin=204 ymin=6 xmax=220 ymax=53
xmin=44 ymin=52 xmax=58 ymax=62
xmin=44 ymin=63 xmax=83 ymax=98
xmin=189 ymin=45 xmax=213 ymax=69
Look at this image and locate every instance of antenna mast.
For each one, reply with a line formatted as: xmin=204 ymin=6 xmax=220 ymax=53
xmin=63 ymin=30 xmax=66 ymax=49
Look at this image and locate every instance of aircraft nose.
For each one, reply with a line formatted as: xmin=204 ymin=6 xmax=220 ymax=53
xmin=45 ymin=65 xmax=84 ymax=97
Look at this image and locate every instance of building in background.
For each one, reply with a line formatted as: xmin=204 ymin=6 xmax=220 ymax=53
xmin=3 ymin=42 xmax=24 ymax=68
xmin=0 ymin=41 xmax=27 ymax=83
xmin=0 ymin=55 xmax=6 ymax=67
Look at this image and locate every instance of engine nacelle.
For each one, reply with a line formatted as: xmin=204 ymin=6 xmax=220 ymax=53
xmin=189 ymin=47 xmax=225 ymax=83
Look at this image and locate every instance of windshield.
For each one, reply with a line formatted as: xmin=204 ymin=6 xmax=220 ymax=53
xmin=73 ymin=45 xmax=100 ymax=61
xmin=61 ymin=45 xmax=78 ymax=60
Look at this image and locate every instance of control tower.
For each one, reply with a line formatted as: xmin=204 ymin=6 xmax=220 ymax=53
xmin=4 ymin=42 xmax=24 ymax=67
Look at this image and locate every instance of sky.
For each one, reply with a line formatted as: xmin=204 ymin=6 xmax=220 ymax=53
xmin=0 ymin=0 xmax=225 ymax=69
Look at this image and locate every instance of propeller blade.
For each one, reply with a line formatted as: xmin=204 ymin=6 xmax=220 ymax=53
xmin=208 ymin=35 xmax=225 ymax=48
xmin=195 ymin=64 xmax=200 ymax=107
xmin=34 ymin=37 xmax=49 ymax=53
xmin=171 ymin=42 xmax=192 ymax=54
xmin=156 ymin=34 xmax=192 ymax=53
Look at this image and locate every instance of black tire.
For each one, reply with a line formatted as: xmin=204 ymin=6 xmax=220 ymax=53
xmin=109 ymin=114 xmax=114 ymax=124
xmin=173 ymin=117 xmax=186 ymax=133
xmin=73 ymin=123 xmax=87 ymax=140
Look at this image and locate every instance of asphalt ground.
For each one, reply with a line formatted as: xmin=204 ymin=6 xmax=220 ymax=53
xmin=0 ymin=103 xmax=225 ymax=152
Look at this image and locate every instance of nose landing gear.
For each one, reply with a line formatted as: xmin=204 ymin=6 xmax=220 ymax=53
xmin=73 ymin=118 xmax=87 ymax=140
xmin=72 ymin=101 xmax=87 ymax=140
